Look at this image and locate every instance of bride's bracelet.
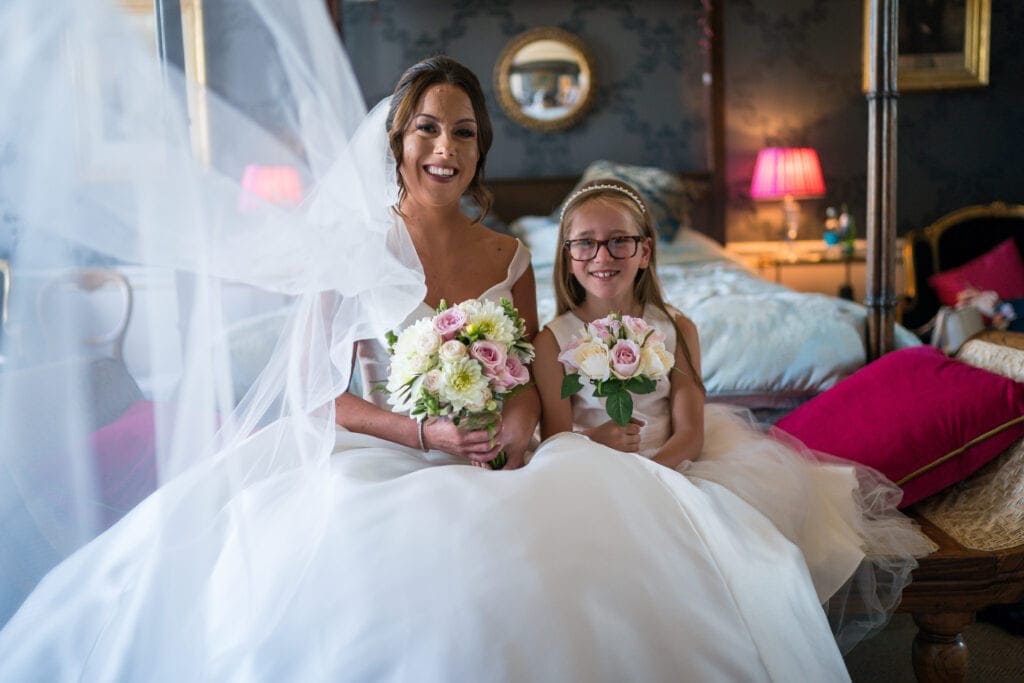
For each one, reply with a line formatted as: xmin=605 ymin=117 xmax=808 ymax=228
xmin=417 ymin=419 xmax=429 ymax=452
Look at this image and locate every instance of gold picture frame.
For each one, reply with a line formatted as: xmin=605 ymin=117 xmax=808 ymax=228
xmin=863 ymin=0 xmax=990 ymax=92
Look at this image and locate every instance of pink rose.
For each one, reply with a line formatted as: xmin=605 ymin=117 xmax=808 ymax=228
xmin=621 ymin=315 xmax=650 ymax=341
xmin=587 ymin=319 xmax=615 ymax=344
xmin=470 ymin=340 xmax=507 ymax=371
xmin=610 ymin=339 xmax=641 ymax=379
xmin=503 ymin=356 xmax=530 ymax=388
xmin=557 ymin=339 xmax=581 ymax=369
xmin=433 ymin=307 xmax=468 ymax=340
xmin=647 ymin=328 xmax=666 ymax=346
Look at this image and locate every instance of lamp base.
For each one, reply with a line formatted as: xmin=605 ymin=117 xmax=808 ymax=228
xmin=781 ymin=194 xmax=801 ymax=259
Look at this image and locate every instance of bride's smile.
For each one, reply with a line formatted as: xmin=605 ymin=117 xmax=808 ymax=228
xmin=400 ymin=83 xmax=478 ymax=208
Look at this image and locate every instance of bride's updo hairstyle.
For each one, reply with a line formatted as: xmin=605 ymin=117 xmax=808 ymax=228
xmin=386 ymin=55 xmax=494 ymax=223
xmin=554 ymin=179 xmax=705 ymax=393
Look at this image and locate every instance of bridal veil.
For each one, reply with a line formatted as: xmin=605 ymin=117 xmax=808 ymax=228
xmin=0 ymin=0 xmax=423 ymax=627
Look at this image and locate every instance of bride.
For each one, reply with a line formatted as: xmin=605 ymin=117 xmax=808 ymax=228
xmin=0 ymin=1 xmax=931 ymax=681
xmin=334 ymin=55 xmax=540 ymax=470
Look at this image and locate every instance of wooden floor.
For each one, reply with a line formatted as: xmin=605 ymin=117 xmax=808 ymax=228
xmin=845 ymin=612 xmax=1024 ymax=682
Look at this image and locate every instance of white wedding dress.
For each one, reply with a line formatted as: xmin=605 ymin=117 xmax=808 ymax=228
xmin=0 ymin=1 xmax=929 ymax=679
xmin=1 ymin=224 xmax=851 ymax=682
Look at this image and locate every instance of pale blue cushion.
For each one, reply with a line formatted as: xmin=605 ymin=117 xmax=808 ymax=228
xmin=509 ymin=215 xmax=560 ymax=269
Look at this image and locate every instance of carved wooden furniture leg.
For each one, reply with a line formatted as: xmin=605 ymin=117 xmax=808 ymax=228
xmin=911 ymin=612 xmax=974 ymax=683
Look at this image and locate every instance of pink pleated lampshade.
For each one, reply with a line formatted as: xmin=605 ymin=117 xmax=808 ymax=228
xmin=749 ymin=147 xmax=826 ymax=200
xmin=238 ymin=164 xmax=303 ymax=211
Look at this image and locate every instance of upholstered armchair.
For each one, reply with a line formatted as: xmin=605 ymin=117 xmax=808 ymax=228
xmin=901 ymin=202 xmax=1024 ymax=334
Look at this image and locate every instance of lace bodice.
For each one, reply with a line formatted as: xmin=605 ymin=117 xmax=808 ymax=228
xmin=545 ymin=305 xmax=678 ymax=458
xmin=356 ymin=232 xmax=532 ymax=410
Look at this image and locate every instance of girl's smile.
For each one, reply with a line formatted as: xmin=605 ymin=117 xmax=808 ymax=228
xmin=566 ymin=200 xmax=651 ymax=312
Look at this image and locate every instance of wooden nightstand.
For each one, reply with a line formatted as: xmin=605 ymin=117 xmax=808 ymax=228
xmin=725 ymin=240 xmax=904 ymax=302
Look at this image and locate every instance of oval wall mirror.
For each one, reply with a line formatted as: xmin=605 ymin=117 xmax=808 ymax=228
xmin=493 ymin=27 xmax=595 ymax=133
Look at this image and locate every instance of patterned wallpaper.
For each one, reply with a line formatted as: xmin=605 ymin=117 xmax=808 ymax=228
xmin=342 ymin=0 xmax=1024 ymax=243
xmin=341 ymin=0 xmax=710 ymax=179
xmin=727 ymin=0 xmax=1024 ymax=242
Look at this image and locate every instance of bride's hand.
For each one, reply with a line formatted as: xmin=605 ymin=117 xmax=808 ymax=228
xmin=423 ymin=418 xmax=503 ymax=463
xmin=582 ymin=418 xmax=645 ymax=453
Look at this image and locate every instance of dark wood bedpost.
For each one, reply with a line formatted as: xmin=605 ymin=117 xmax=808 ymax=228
xmin=706 ymin=0 xmax=726 ymax=245
xmin=864 ymin=0 xmax=899 ymax=360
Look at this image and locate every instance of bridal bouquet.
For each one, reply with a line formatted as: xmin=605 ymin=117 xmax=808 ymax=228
xmin=385 ymin=297 xmax=535 ymax=469
xmin=558 ymin=312 xmax=674 ymax=426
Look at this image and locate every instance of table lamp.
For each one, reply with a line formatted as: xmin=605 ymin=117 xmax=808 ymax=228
xmin=237 ymin=164 xmax=303 ymax=212
xmin=749 ymin=147 xmax=826 ymax=252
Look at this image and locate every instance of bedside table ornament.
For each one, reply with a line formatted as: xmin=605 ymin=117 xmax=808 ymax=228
xmin=837 ymin=204 xmax=857 ymax=257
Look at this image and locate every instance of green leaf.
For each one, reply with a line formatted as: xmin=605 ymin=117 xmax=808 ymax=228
xmin=605 ymin=390 xmax=633 ymax=426
xmin=488 ymin=450 xmax=508 ymax=470
xmin=626 ymin=376 xmax=657 ymax=394
xmin=593 ymin=378 xmax=623 ymax=397
xmin=560 ymin=373 xmax=584 ymax=399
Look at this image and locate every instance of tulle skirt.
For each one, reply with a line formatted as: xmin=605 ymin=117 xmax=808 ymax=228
xmin=0 ymin=413 xmax=866 ymax=682
xmin=688 ymin=404 xmax=937 ymax=653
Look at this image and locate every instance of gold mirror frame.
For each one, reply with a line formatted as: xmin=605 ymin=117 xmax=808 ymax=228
xmin=493 ymin=27 xmax=595 ymax=133
xmin=862 ymin=0 xmax=990 ymax=92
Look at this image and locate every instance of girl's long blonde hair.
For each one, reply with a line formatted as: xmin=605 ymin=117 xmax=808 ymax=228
xmin=554 ymin=179 xmax=705 ymax=394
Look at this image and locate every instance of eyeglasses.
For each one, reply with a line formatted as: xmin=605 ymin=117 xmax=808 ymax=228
xmin=563 ymin=236 xmax=644 ymax=261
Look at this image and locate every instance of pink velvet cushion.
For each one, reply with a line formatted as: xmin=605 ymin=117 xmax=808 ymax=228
xmin=928 ymin=238 xmax=1024 ymax=306
xmin=91 ymin=400 xmax=158 ymax=526
xmin=775 ymin=346 xmax=1024 ymax=508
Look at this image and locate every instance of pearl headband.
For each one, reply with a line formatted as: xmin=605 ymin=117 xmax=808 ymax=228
xmin=559 ymin=184 xmax=647 ymax=221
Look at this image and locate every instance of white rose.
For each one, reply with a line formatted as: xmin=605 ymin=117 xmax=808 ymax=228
xmin=422 ymin=369 xmax=443 ymax=394
xmin=439 ymin=339 xmax=468 ymax=362
xmin=413 ymin=327 xmax=442 ymax=356
xmin=569 ymin=341 xmax=611 ymax=381
xmin=638 ymin=342 xmax=674 ymax=379
xmin=638 ymin=346 xmax=666 ymax=378
xmin=464 ymin=386 xmax=492 ymax=413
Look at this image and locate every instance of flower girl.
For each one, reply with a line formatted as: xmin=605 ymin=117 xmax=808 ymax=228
xmin=532 ymin=179 xmax=936 ymax=652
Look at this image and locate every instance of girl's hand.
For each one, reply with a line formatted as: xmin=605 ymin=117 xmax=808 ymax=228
xmin=583 ymin=418 xmax=645 ymax=453
xmin=423 ymin=417 xmax=503 ymax=463
xmin=498 ymin=448 xmax=527 ymax=470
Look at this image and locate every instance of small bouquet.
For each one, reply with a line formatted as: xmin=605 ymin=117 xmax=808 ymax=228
xmin=385 ymin=297 xmax=535 ymax=469
xmin=558 ymin=312 xmax=674 ymax=426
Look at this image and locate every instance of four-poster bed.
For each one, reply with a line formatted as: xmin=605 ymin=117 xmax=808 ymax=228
xmin=865 ymin=3 xmax=1024 ymax=682
xmin=481 ymin=3 xmax=1024 ymax=680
